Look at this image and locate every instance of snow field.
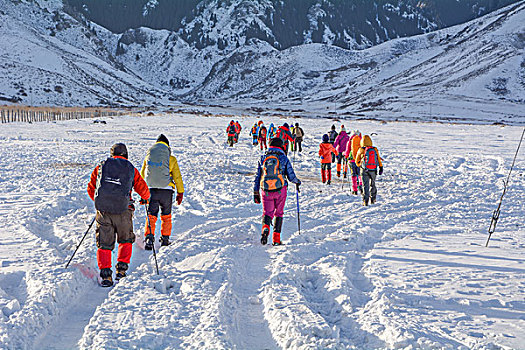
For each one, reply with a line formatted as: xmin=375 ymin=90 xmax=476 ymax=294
xmin=0 ymin=114 xmax=524 ymax=349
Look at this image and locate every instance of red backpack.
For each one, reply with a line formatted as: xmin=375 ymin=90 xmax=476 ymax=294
xmin=362 ymin=147 xmax=378 ymax=170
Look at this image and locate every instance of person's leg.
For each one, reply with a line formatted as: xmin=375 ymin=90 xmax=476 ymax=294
xmin=115 ymin=209 xmax=135 ymax=279
xmin=362 ymin=170 xmax=371 ymax=205
xmin=95 ymin=211 xmax=116 ymax=284
xmin=145 ymin=189 xmax=160 ymax=238
xmin=370 ymin=171 xmax=378 ymax=203
xmin=158 ymin=189 xmax=174 ymax=245
xmin=327 ymin=163 xmax=332 ymax=185
xmin=272 ymin=187 xmax=288 ymax=245
xmin=321 ymin=163 xmax=327 ymax=183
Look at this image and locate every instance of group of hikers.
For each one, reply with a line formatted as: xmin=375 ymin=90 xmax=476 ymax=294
xmin=319 ymin=124 xmax=383 ymax=206
xmin=87 ymin=134 xmax=184 ymax=287
xmin=85 ymin=120 xmax=382 ymax=287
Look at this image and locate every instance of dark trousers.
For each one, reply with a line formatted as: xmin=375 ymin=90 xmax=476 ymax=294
xmin=361 ymin=169 xmax=377 ymax=202
xmin=295 ymin=138 xmax=303 ymax=152
xmin=147 ymin=188 xmax=173 ymax=217
xmin=96 ymin=209 xmax=135 ymax=250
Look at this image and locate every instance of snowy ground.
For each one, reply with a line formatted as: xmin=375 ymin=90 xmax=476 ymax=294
xmin=0 ymin=114 xmax=524 ymax=349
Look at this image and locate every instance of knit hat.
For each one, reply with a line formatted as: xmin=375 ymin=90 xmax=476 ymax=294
xmin=295 ymin=123 xmax=299 ymax=127
xmin=341 ymin=126 xmax=346 ymax=133
xmin=283 ymin=123 xmax=289 ymax=129
xmin=331 ymin=125 xmax=336 ymax=130
xmin=269 ymin=138 xmax=284 ymax=150
xmin=156 ymin=134 xmax=169 ymax=146
xmin=110 ymin=143 xmax=128 ymax=159
xmin=322 ymin=134 xmax=329 ymax=142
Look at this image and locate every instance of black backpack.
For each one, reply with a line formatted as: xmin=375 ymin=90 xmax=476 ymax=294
xmin=94 ymin=158 xmax=134 ymax=213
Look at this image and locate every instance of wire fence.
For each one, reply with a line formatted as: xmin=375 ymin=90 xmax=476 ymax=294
xmin=0 ymin=106 xmax=125 ymax=123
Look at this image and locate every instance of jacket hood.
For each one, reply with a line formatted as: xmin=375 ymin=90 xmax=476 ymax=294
xmin=361 ymin=135 xmax=373 ymax=147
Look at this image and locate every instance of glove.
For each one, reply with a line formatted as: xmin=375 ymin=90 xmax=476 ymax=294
xmin=176 ymin=192 xmax=184 ymax=205
xmin=254 ymin=191 xmax=261 ymax=204
xmin=296 ymin=183 xmax=300 ymax=193
xmin=320 ymin=156 xmax=324 ymax=160
xmin=379 ymin=166 xmax=383 ymax=176
xmin=139 ymin=198 xmax=149 ymax=205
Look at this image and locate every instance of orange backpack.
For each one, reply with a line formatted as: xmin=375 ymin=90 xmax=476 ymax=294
xmin=261 ymin=155 xmax=284 ymax=192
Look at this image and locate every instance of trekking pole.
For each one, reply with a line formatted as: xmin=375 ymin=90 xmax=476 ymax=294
xmin=144 ymin=204 xmax=160 ymax=275
xmin=296 ymin=183 xmax=301 ymax=235
xmin=65 ymin=216 xmax=96 ymax=269
xmin=486 ymin=127 xmax=525 ymax=247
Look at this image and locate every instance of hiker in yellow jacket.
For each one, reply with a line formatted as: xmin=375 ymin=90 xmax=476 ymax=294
xmin=140 ymin=134 xmax=184 ymax=249
xmin=355 ymin=135 xmax=383 ymax=206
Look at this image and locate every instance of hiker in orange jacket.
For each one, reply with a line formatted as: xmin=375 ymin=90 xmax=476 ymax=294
xmin=87 ymin=143 xmax=150 ymax=287
xmin=319 ymin=134 xmax=338 ymax=185
xmin=355 ymin=135 xmax=383 ymax=206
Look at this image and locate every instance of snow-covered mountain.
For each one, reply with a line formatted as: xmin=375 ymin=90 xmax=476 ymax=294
xmin=0 ymin=0 xmax=523 ymax=123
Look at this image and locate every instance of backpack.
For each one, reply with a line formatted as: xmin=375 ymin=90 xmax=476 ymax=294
xmin=229 ymin=124 xmax=236 ymax=134
xmin=261 ymin=155 xmax=284 ymax=192
xmin=259 ymin=126 xmax=267 ymax=138
xmin=362 ymin=147 xmax=378 ymax=171
xmin=95 ymin=158 xmax=134 ymax=213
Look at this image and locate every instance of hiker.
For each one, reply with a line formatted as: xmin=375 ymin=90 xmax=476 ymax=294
xmin=292 ymin=122 xmax=304 ymax=153
xmin=258 ymin=123 xmax=268 ymax=150
xmin=87 ymin=143 xmax=150 ymax=287
xmin=275 ymin=123 xmax=294 ymax=155
xmin=355 ymin=135 xmax=383 ymax=206
xmin=268 ymin=123 xmax=276 ymax=139
xmin=328 ymin=125 xmax=338 ymax=162
xmin=141 ymin=134 xmax=184 ymax=249
xmin=319 ymin=134 xmax=338 ymax=185
xmin=344 ymin=130 xmax=363 ymax=195
xmin=226 ymin=120 xmax=237 ymax=147
xmin=234 ymin=121 xmax=241 ymax=143
xmin=333 ymin=125 xmax=349 ymax=178
xmin=254 ymin=138 xmax=301 ymax=245
xmin=250 ymin=123 xmax=259 ymax=145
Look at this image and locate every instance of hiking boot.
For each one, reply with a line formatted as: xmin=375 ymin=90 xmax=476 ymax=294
xmin=144 ymin=234 xmax=154 ymax=251
xmin=327 ymin=180 xmax=331 ymax=185
xmin=115 ymin=262 xmax=128 ymax=281
xmin=272 ymin=241 xmax=282 ymax=246
xmin=160 ymin=236 xmax=171 ymax=247
xmin=358 ymin=186 xmax=363 ymax=194
xmin=100 ymin=268 xmax=113 ymax=287
xmin=363 ymin=200 xmax=369 ymax=206
xmin=343 ymin=172 xmax=347 ymax=178
xmin=261 ymin=226 xmax=270 ymax=245
xmin=337 ymin=171 xmax=341 ymax=177
xmin=371 ymin=198 xmax=376 ymax=205
xmin=351 ymin=190 xmax=358 ymax=195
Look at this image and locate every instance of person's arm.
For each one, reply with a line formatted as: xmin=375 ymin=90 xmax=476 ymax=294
xmin=284 ymin=157 xmax=301 ymax=185
xmin=355 ymin=148 xmax=364 ymax=167
xmin=133 ymin=168 xmax=150 ymax=200
xmin=87 ymin=165 xmax=99 ymax=201
xmin=169 ymin=155 xmax=184 ymax=193
xmin=140 ymin=158 xmax=147 ymax=179
xmin=254 ymin=158 xmax=263 ymax=192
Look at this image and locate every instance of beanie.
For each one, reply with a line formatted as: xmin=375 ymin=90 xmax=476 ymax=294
xmin=269 ymin=138 xmax=284 ymax=150
xmin=322 ymin=134 xmax=329 ymax=142
xmin=156 ymin=134 xmax=169 ymax=146
xmin=110 ymin=143 xmax=128 ymax=159
xmin=331 ymin=125 xmax=336 ymax=130
xmin=283 ymin=123 xmax=289 ymax=129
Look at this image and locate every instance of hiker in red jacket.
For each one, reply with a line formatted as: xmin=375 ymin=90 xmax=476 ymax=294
xmin=87 ymin=143 xmax=150 ymax=287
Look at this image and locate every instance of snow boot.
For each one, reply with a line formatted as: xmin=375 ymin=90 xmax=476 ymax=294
xmin=100 ymin=268 xmax=113 ymax=287
xmin=371 ymin=198 xmax=376 ymax=205
xmin=261 ymin=215 xmax=272 ymax=245
xmin=351 ymin=190 xmax=358 ymax=195
xmin=358 ymin=185 xmax=364 ymax=195
xmin=115 ymin=262 xmax=128 ymax=281
xmin=160 ymin=235 xmax=171 ymax=247
xmin=144 ymin=234 xmax=154 ymax=251
xmin=273 ymin=217 xmax=283 ymax=245
xmin=327 ymin=179 xmax=331 ymax=185
xmin=363 ymin=200 xmax=369 ymax=206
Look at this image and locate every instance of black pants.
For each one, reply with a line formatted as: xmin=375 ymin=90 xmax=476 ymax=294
xmin=295 ymin=138 xmax=303 ymax=152
xmin=147 ymin=189 xmax=173 ymax=217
